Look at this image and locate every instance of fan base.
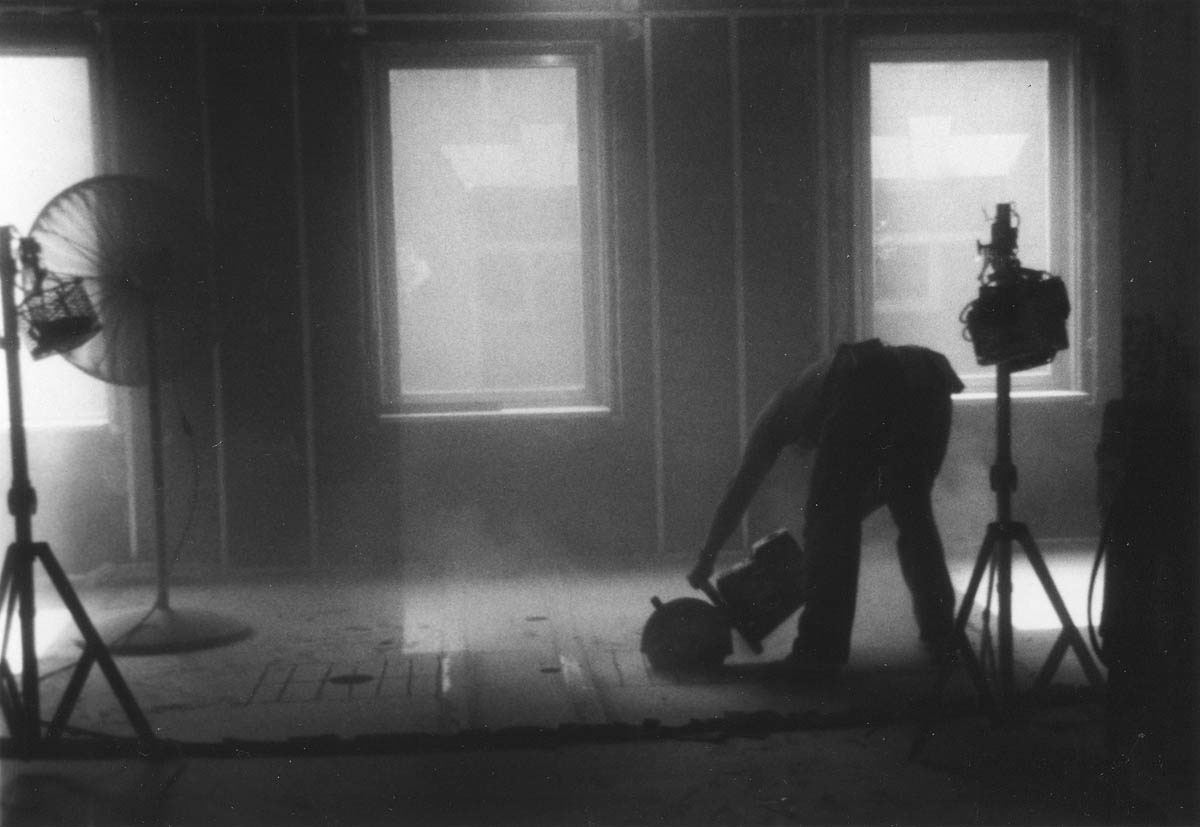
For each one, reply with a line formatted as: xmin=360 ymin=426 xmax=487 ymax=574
xmin=90 ymin=606 xmax=253 ymax=655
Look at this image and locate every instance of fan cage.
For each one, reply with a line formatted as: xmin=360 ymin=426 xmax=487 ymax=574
xmin=19 ymin=275 xmax=102 ymax=359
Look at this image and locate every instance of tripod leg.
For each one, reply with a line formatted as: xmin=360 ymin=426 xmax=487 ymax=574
xmin=0 ymin=548 xmax=19 ymax=737
xmin=0 ymin=626 xmax=20 ymax=744
xmin=910 ymin=527 xmax=998 ymax=759
xmin=1034 ymin=634 xmax=1071 ymax=692
xmin=33 ymin=544 xmax=155 ymax=744
xmin=0 ymin=546 xmax=46 ymax=753
xmin=996 ymin=525 xmax=1015 ymax=706
xmin=0 ymin=658 xmax=19 ymax=739
xmin=947 ymin=524 xmax=999 ymax=704
xmin=0 ymin=546 xmax=16 ymax=666
xmin=15 ymin=548 xmax=38 ymax=746
xmin=47 ymin=648 xmax=96 ymax=739
xmin=1013 ymin=526 xmax=1105 ymax=689
xmin=955 ymin=528 xmax=996 ymax=634
xmin=0 ymin=550 xmax=22 ymax=741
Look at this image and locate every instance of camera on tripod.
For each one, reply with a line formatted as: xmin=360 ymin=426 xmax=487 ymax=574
xmin=962 ymin=203 xmax=1070 ymax=372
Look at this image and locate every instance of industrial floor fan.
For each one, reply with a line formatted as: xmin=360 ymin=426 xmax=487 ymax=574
xmin=27 ymin=175 xmax=251 ymax=654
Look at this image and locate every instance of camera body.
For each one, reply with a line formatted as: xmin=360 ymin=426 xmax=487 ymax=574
xmin=963 ymin=204 xmax=1070 ymax=372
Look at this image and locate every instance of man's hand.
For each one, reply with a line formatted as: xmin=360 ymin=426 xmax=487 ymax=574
xmin=687 ymin=556 xmax=715 ymax=590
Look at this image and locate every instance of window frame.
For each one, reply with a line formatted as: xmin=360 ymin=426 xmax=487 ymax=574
xmin=364 ymin=41 xmax=613 ymax=420
xmin=0 ymin=40 xmax=113 ymax=429
xmin=853 ymin=33 xmax=1088 ymax=398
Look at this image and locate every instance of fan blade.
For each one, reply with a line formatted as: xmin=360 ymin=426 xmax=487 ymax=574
xmin=28 ymin=175 xmax=214 ymax=386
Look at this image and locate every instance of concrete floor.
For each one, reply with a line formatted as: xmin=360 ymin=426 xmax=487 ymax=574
xmin=0 ymin=541 xmax=1192 ymax=825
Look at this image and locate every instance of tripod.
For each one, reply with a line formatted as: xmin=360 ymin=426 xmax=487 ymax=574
xmin=0 ymin=227 xmax=155 ymax=758
xmin=914 ymin=364 xmax=1105 ymax=752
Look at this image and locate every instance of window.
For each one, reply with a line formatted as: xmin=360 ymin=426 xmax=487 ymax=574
xmin=858 ymin=38 xmax=1081 ymax=395
xmin=0 ymin=50 xmax=107 ymax=426
xmin=368 ymin=47 xmax=610 ymax=416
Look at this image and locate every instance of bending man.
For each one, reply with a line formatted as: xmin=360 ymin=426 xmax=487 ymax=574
xmin=688 ymin=339 xmax=964 ymax=673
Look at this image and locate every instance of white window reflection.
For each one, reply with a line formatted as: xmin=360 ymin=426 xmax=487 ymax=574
xmin=868 ymin=58 xmax=1073 ymax=392
xmin=382 ymin=62 xmax=605 ymax=413
xmin=0 ymin=53 xmax=107 ymax=426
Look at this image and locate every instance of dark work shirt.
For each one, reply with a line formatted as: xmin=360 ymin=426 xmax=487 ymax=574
xmin=741 ymin=341 xmax=963 ymax=472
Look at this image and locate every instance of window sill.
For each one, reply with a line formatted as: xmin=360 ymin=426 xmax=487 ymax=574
xmin=381 ymin=405 xmax=613 ymax=423
xmin=954 ymin=389 xmax=1090 ymax=404
xmin=1 ymin=418 xmax=111 ymax=431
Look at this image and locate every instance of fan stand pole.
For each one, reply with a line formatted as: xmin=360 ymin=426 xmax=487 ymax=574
xmin=96 ymin=295 xmax=251 ymax=655
xmin=148 ymin=309 xmax=171 ymax=613
xmin=0 ymin=228 xmax=155 ymax=758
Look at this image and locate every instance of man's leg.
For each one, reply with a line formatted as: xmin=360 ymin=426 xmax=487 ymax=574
xmin=888 ymin=482 xmax=956 ymax=649
xmin=888 ymin=393 xmax=956 ymax=650
xmin=794 ymin=419 xmax=874 ymax=666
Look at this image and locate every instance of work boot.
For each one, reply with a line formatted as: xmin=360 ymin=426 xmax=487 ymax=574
xmin=920 ymin=633 xmax=958 ymax=668
xmin=785 ymin=645 xmax=844 ymax=680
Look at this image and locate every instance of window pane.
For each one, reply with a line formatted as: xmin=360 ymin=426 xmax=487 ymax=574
xmin=869 ymin=60 xmax=1056 ymax=388
xmin=0 ymin=54 xmax=106 ymax=425
xmin=387 ymin=65 xmax=594 ymax=408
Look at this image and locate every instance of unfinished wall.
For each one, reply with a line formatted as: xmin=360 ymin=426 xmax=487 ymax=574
xmin=0 ymin=0 xmax=1191 ymax=576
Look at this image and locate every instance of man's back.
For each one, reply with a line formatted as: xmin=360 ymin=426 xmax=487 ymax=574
xmin=752 ymin=341 xmax=962 ymax=456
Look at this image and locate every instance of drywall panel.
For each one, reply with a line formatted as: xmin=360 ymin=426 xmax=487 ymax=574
xmin=205 ymin=22 xmax=311 ymax=566
xmin=106 ymin=20 xmax=223 ymax=569
xmin=300 ymin=22 xmax=661 ymax=568
xmin=650 ymin=17 xmax=741 ymax=556
xmin=737 ymin=16 xmax=825 ymax=543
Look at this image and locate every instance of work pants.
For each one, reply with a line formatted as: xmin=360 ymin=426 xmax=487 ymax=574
xmin=793 ymin=350 xmax=956 ymax=665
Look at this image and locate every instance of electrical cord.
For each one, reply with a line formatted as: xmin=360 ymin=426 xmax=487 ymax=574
xmin=168 ymin=380 xmax=201 ymax=567
xmin=1087 ymin=478 xmax=1126 ymax=670
xmin=978 ymin=555 xmax=997 ymax=678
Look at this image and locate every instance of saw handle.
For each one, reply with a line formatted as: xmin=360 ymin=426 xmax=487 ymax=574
xmin=694 ymin=578 xmax=765 ymax=655
xmin=695 ymin=579 xmax=726 ymax=610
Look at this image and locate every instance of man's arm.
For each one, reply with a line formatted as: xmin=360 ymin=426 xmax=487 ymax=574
xmin=687 ymin=395 xmax=793 ymax=589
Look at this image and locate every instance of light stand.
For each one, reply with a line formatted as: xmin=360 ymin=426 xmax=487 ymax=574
xmin=911 ymin=362 xmax=1106 ymax=758
xmin=942 ymin=364 xmax=1105 ymax=713
xmin=911 ymin=204 xmax=1105 ymax=756
xmin=0 ymin=227 xmax=155 ymax=758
